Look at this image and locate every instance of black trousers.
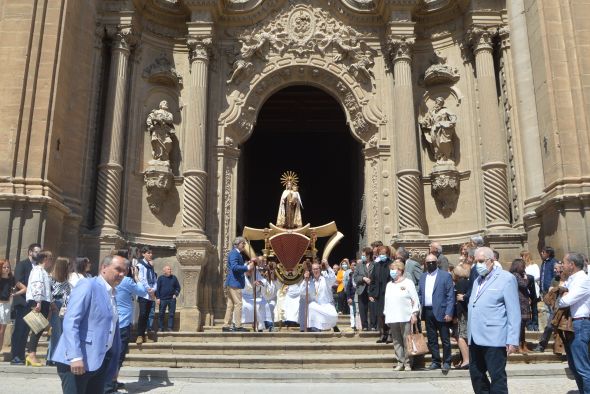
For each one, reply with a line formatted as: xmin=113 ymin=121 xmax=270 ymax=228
xmin=337 ymin=291 xmax=347 ymax=314
xmin=423 ymin=306 xmax=451 ymax=365
xmin=357 ymin=288 xmax=377 ymax=330
xmin=469 ymin=342 xmax=508 ymax=394
xmin=56 ymin=348 xmax=114 ymax=394
xmin=10 ymin=303 xmax=30 ymax=360
xmin=27 ymin=301 xmax=50 ymax=353
xmin=137 ymin=298 xmax=153 ymax=337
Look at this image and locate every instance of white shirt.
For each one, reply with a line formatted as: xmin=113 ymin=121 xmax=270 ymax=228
xmin=384 ymin=277 xmax=420 ymax=324
xmin=98 ymin=275 xmax=119 ymax=350
xmin=559 ymin=270 xmax=590 ymax=318
xmin=424 ymin=269 xmax=438 ymax=307
xmin=137 ymin=259 xmax=157 ymax=300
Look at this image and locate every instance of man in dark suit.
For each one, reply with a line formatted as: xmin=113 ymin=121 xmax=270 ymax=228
xmin=430 ymin=242 xmax=450 ymax=272
xmin=419 ymin=253 xmax=455 ymax=372
xmin=222 ymin=236 xmax=254 ymax=332
xmin=10 ymin=243 xmax=41 ymax=365
xmin=353 ymin=247 xmax=376 ymax=331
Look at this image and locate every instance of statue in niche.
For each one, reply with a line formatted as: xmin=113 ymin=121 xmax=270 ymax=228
xmin=146 ymin=100 xmax=175 ymax=163
xmin=276 ymin=171 xmax=303 ymax=229
xmin=419 ymin=97 xmax=457 ymax=164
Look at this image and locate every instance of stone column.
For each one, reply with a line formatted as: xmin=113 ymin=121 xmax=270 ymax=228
xmin=175 ymin=32 xmax=214 ymax=332
xmin=181 ymin=36 xmax=212 ymax=237
xmin=507 ymin=0 xmax=544 ymax=212
xmin=468 ymin=27 xmax=512 ymax=229
xmin=390 ymin=35 xmax=426 ymax=238
xmin=94 ymin=26 xmax=135 ymax=236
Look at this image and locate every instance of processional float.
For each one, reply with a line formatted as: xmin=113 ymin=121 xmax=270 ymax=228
xmin=240 ymin=171 xmax=344 ymax=330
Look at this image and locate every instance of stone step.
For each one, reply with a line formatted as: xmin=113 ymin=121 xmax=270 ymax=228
xmin=123 ymin=351 xmax=565 ymax=369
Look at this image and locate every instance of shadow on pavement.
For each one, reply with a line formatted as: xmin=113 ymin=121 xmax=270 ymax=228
xmin=123 ymin=370 xmax=174 ymax=393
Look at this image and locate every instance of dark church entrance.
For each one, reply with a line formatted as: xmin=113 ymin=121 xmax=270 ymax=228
xmin=238 ymin=85 xmax=364 ymax=263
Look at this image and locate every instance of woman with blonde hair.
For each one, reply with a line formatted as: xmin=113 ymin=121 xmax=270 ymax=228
xmin=383 ymin=260 xmax=420 ymax=371
xmin=453 ymin=264 xmax=470 ymax=369
xmin=521 ymin=250 xmax=540 ymax=331
xmin=25 ymin=250 xmax=54 ymax=366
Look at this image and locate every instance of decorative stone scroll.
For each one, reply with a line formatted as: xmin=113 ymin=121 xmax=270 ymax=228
xmin=143 ymin=54 xmax=183 ymax=88
xmin=423 ymin=51 xmax=459 ymax=86
xmin=226 ymin=3 xmax=375 ymax=85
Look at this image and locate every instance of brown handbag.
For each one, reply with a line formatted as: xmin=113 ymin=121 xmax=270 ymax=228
xmin=405 ymin=322 xmax=429 ymax=356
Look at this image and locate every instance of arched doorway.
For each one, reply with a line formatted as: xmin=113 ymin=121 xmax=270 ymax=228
xmin=238 ymin=85 xmax=364 ymax=262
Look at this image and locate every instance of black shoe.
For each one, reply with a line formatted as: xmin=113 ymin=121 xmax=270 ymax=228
xmin=385 ymin=336 xmax=393 ymax=344
xmin=116 ymin=382 xmax=125 ymax=389
xmin=10 ymin=357 xmax=25 ymax=365
xmin=442 ymin=363 xmax=451 ymax=372
xmin=533 ymin=344 xmax=545 ymax=352
xmin=333 ymin=326 xmax=340 ymax=333
xmin=376 ymin=337 xmax=387 ymax=343
xmin=428 ymin=363 xmax=441 ymax=370
xmin=222 ymin=326 xmax=233 ymax=332
xmin=234 ymin=327 xmax=250 ymax=332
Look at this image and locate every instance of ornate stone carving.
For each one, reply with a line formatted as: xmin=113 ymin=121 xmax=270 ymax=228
xmin=143 ymin=54 xmax=183 ymax=88
xmin=369 ymin=159 xmax=379 ymax=239
xmin=389 ymin=36 xmax=414 ymax=63
xmin=466 ymin=26 xmax=496 ymax=54
xmin=143 ymin=101 xmax=175 ymax=214
xmin=106 ymin=25 xmax=138 ymax=52
xmin=482 ymin=165 xmax=511 ymax=226
xmin=146 ymin=100 xmax=175 ymax=163
xmin=423 ymin=51 xmax=460 ymax=86
xmin=176 ymin=249 xmax=205 ymax=265
xmin=430 ymin=165 xmax=460 ymax=217
xmin=227 ymin=3 xmax=375 ymax=84
xmin=144 ymin=165 xmax=173 ymax=214
xmin=397 ymin=172 xmax=426 ymax=233
xmin=419 ymin=97 xmax=457 ymax=164
xmin=187 ymin=36 xmax=212 ymax=63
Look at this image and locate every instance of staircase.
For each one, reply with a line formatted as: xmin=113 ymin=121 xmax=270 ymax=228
xmin=2 ymin=316 xmax=565 ymax=369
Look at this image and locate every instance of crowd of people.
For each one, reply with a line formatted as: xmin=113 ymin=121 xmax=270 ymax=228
xmin=0 ymin=243 xmax=181 ymax=393
xmin=223 ymin=236 xmax=590 ymax=394
xmin=1 ymin=238 xmax=589 ymax=394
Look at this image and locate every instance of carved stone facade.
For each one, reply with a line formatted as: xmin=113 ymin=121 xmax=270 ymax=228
xmin=2 ymin=0 xmax=590 ymax=331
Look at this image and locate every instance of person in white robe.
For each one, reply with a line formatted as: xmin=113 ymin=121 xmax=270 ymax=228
xmin=241 ymin=266 xmax=275 ymax=331
xmin=300 ymin=262 xmax=338 ymax=331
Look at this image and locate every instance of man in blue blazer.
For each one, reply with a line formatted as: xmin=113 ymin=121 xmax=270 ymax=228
xmin=418 ymin=254 xmax=455 ymax=371
xmin=222 ymin=236 xmax=254 ymax=332
xmin=468 ymin=247 xmax=520 ymax=394
xmin=53 ymin=255 xmax=127 ymax=394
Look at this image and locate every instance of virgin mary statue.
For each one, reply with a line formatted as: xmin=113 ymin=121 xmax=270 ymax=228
xmin=276 ymin=171 xmax=303 ymax=229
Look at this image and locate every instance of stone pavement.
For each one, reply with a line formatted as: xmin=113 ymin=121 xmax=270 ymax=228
xmin=0 ymin=363 xmax=581 ymax=393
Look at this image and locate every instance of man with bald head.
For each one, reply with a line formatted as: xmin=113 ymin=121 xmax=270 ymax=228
xmin=418 ymin=253 xmax=454 ymax=372
xmin=430 ymin=242 xmax=449 ymax=272
xmin=468 ymin=246 xmax=520 ymax=394
xmin=156 ymin=265 xmax=181 ymax=332
xmin=53 ymin=255 xmax=127 ymax=394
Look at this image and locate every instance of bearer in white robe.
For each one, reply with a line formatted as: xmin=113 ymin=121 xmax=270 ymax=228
xmin=300 ymin=262 xmax=338 ymax=331
xmin=242 ymin=266 xmax=273 ymax=331
xmin=275 ymin=280 xmax=302 ymax=326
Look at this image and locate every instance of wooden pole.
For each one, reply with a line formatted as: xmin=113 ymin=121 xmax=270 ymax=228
xmin=252 ymin=259 xmax=257 ymax=332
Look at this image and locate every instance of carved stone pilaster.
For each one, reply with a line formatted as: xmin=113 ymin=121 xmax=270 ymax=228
xmin=106 ymin=25 xmax=138 ymax=52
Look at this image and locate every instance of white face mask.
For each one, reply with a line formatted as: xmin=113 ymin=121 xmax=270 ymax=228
xmin=476 ymin=262 xmax=490 ymax=277
xmin=342 ymin=264 xmax=349 ymax=270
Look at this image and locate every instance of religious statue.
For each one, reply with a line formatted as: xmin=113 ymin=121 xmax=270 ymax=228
xmin=276 ymin=171 xmax=303 ymax=229
xmin=419 ymin=97 xmax=457 ymax=164
xmin=146 ymin=100 xmax=175 ymax=163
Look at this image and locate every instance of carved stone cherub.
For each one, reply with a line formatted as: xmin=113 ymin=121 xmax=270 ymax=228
xmin=419 ymin=97 xmax=457 ymax=164
xmin=227 ymin=31 xmax=284 ymax=84
xmin=146 ymin=100 xmax=175 ymax=163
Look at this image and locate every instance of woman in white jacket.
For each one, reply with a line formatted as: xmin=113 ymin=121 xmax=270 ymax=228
xmin=383 ymin=260 xmax=420 ymax=371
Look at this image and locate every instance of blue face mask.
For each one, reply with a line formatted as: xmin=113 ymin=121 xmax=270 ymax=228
xmin=389 ymin=269 xmax=398 ymax=280
xmin=476 ymin=262 xmax=490 ymax=277
xmin=342 ymin=264 xmax=349 ymax=270
xmin=361 ymin=255 xmax=367 ymax=262
xmin=379 ymin=254 xmax=387 ymax=261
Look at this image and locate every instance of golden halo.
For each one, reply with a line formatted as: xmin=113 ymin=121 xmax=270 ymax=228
xmin=280 ymin=171 xmax=299 ymax=187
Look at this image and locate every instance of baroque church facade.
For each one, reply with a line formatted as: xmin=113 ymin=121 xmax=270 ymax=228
xmin=1 ymin=0 xmax=589 ymax=330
